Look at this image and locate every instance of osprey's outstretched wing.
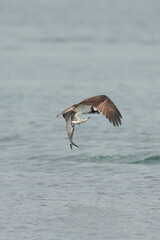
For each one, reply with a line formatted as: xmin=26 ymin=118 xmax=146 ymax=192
xmin=79 ymin=95 xmax=122 ymax=127
xmin=56 ymin=104 xmax=77 ymax=117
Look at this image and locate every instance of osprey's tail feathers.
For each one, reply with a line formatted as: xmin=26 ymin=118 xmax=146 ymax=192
xmin=70 ymin=141 xmax=80 ymax=150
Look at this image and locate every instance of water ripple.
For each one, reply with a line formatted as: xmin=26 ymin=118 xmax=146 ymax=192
xmin=62 ymin=153 xmax=160 ymax=165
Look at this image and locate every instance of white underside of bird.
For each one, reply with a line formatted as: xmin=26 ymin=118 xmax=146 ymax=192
xmin=71 ymin=105 xmax=95 ymax=124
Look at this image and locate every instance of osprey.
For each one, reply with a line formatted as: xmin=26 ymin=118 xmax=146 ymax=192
xmin=57 ymin=95 xmax=122 ymax=149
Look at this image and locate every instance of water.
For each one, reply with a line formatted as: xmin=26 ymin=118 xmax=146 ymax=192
xmin=1 ymin=0 xmax=160 ymax=239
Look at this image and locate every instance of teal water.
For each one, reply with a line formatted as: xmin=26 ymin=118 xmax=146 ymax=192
xmin=0 ymin=1 xmax=160 ymax=239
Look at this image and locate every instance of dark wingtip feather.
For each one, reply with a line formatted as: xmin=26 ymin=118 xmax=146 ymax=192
xmin=110 ymin=110 xmax=122 ymax=127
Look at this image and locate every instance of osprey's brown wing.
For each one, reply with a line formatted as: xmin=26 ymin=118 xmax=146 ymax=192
xmin=79 ymin=95 xmax=122 ymax=127
xmin=56 ymin=104 xmax=77 ymax=117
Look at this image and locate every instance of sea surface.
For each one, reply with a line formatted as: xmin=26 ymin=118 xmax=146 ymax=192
xmin=0 ymin=1 xmax=160 ymax=239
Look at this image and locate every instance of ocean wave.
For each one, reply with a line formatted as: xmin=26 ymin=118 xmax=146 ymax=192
xmin=0 ymin=134 xmax=21 ymax=143
xmin=130 ymin=155 xmax=160 ymax=165
xmin=63 ymin=153 xmax=160 ymax=165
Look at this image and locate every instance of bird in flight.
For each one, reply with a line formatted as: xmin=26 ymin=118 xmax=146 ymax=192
xmin=57 ymin=95 xmax=122 ymax=149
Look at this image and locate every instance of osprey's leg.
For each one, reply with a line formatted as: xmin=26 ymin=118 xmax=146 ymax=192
xmin=71 ymin=117 xmax=90 ymax=124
